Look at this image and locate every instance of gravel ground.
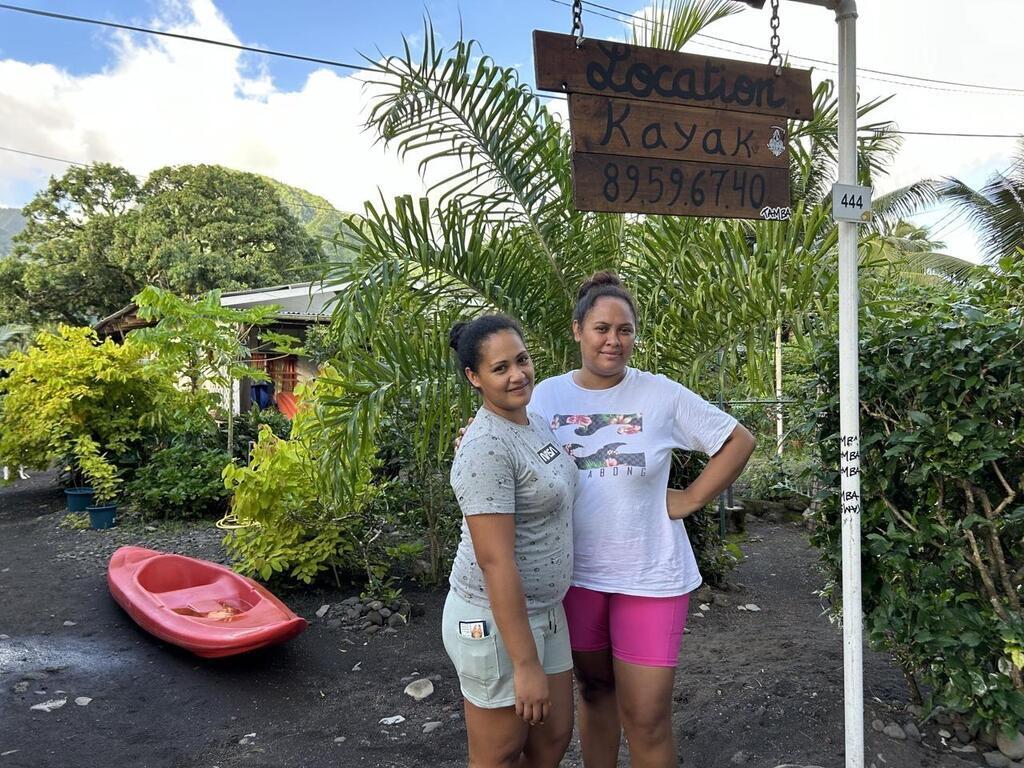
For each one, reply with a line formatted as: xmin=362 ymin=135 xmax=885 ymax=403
xmin=0 ymin=472 xmax=991 ymax=768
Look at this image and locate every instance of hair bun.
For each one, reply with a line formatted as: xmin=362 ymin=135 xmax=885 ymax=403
xmin=449 ymin=322 xmax=468 ymax=351
xmin=577 ymin=270 xmax=622 ymax=301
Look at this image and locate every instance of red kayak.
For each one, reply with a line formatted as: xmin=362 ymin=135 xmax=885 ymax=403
xmin=108 ymin=546 xmax=307 ymax=658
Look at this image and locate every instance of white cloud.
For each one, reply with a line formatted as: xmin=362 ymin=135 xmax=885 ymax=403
xmin=0 ymin=0 xmax=429 ymax=214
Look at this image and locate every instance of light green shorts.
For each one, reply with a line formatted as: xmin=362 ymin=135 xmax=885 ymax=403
xmin=441 ymin=589 xmax=573 ymax=709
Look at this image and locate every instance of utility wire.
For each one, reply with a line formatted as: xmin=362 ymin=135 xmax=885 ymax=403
xmin=0 ymin=3 xmax=376 ymax=73
xmin=559 ymin=0 xmax=1024 ymax=96
xmin=0 ymin=4 xmax=1019 ymax=139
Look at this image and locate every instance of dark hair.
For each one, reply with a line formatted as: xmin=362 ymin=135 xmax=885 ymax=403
xmin=449 ymin=314 xmax=525 ymax=382
xmin=573 ymin=271 xmax=637 ymax=325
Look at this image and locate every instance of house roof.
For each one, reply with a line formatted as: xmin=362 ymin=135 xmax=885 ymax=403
xmin=93 ymin=281 xmax=342 ymax=339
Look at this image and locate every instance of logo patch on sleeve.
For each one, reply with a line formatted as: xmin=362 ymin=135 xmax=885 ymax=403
xmin=536 ymin=443 xmax=562 ymax=464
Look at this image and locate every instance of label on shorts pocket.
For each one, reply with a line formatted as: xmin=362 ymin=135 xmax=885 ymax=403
xmin=457 ymin=633 xmax=500 ymax=684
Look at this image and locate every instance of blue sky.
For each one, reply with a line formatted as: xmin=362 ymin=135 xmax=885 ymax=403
xmin=1 ymin=1 xmax=1021 ymax=263
xmin=0 ymin=1 xmax=633 ymax=93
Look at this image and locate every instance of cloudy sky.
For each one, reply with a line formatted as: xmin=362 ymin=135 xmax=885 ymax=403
xmin=1 ymin=0 xmax=1021 ymax=262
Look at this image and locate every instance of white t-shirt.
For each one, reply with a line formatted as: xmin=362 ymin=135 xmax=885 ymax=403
xmin=530 ymin=367 xmax=737 ymax=597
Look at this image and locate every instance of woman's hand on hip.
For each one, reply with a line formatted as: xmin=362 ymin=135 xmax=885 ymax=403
xmin=514 ymin=659 xmax=551 ymax=726
xmin=667 ymin=487 xmax=703 ymax=520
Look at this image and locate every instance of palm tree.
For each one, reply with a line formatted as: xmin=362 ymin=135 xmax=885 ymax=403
xmin=313 ymin=4 xmax=947 ymax=501
xmin=939 ymin=137 xmax=1024 ymax=263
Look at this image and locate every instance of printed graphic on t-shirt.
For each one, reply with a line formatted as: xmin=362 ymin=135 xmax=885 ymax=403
xmin=536 ymin=443 xmax=562 ymax=464
xmin=550 ymin=413 xmax=646 ymax=472
xmin=550 ymin=413 xmax=643 ymax=436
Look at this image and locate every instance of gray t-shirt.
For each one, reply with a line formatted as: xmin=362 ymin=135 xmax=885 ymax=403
xmin=449 ymin=406 xmax=577 ymax=612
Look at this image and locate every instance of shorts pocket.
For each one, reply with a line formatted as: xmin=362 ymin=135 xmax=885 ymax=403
xmin=457 ymin=633 xmax=500 ymax=684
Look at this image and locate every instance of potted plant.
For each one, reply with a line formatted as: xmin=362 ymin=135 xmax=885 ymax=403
xmin=75 ymin=437 xmax=122 ymax=530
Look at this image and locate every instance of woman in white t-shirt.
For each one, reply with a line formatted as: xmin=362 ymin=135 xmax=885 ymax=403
xmin=527 ymin=271 xmax=755 ymax=768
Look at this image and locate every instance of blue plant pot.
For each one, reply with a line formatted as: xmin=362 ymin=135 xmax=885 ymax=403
xmin=87 ymin=504 xmax=116 ymax=530
xmin=65 ymin=488 xmax=95 ymax=512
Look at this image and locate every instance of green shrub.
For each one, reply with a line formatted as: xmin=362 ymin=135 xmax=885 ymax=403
xmin=127 ymin=445 xmax=231 ymax=519
xmin=810 ymin=261 xmax=1024 ymax=732
xmin=227 ymin=405 xmax=292 ymax=457
xmin=222 ymin=377 xmax=381 ymax=586
xmin=0 ymin=326 xmax=172 ymax=493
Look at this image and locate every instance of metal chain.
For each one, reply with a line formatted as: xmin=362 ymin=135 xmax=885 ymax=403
xmin=571 ymin=0 xmax=585 ymax=48
xmin=768 ymin=0 xmax=782 ymax=77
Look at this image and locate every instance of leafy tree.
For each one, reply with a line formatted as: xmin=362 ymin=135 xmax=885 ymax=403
xmin=0 ymin=163 xmax=326 ymax=326
xmin=118 ymin=164 xmax=324 ymax=295
xmin=0 ymin=163 xmax=140 ymax=325
xmin=133 ymin=286 xmax=299 ymax=457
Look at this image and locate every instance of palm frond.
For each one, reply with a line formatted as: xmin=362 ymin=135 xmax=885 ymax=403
xmin=629 ymin=0 xmax=743 ymax=50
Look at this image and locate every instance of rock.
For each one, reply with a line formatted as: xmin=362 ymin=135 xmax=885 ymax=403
xmin=387 ymin=613 xmax=407 ymax=629
xmin=984 ymin=752 xmax=1012 ymax=768
xmin=936 ymin=711 xmax=954 ymax=726
xmin=883 ymin=722 xmax=906 ymax=740
xmin=62 ymin=621 xmax=76 ymax=627
xmin=398 ymin=601 xmax=412 ymax=618
xmin=351 ymin=662 xmax=362 ymax=672
xmin=30 ymin=698 xmax=67 ymax=712
xmin=698 ymin=603 xmax=711 ymax=612
xmin=238 ymin=733 xmax=257 ymax=746
xmin=12 ymin=682 xmax=29 ymax=693
xmin=379 ymin=715 xmax=405 ymax=725
xmin=404 ymin=679 xmax=434 ymax=701
xmin=693 ymin=585 xmax=714 ymax=605
xmin=74 ymin=697 xmax=92 ymax=706
xmin=334 ymin=736 xmax=347 ymax=743
xmin=954 ymin=723 xmax=971 ymax=743
xmin=692 ymin=612 xmax=704 ymax=618
xmin=904 ymin=722 xmax=921 ymax=741
xmin=366 ymin=611 xmax=384 ymax=627
xmin=730 ymin=750 xmax=748 ymax=764
xmin=362 ymin=625 xmax=380 ymax=635
xmin=871 ymin=719 xmax=885 ymax=732
xmin=422 ymin=721 xmax=443 ymax=734
xmin=341 ymin=596 xmax=360 ymax=607
xmin=951 ymin=745 xmax=977 ymax=753
xmin=939 ymin=729 xmax=953 ymax=739
xmin=998 ymin=731 xmax=1024 ymax=761
xmin=379 ymin=608 xmax=392 ymax=619
xmin=367 ymin=600 xmax=384 ymax=612
xmin=978 ymin=729 xmax=999 ymax=749
xmin=744 ymin=604 xmax=761 ymax=611
xmin=315 ymin=604 xmax=331 ymax=618
xmin=0 ymin=634 xmax=9 ymax=640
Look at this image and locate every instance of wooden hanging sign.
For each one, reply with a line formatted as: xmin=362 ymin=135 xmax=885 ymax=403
xmin=533 ymin=30 xmax=814 ymax=220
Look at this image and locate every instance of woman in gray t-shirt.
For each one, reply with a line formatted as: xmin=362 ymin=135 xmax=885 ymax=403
xmin=443 ymin=314 xmax=578 ymax=768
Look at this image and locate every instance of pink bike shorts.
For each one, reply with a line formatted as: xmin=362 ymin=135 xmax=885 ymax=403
xmin=562 ymin=585 xmax=690 ymax=668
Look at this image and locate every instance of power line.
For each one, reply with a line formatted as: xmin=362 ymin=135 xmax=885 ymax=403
xmin=0 ymin=144 xmax=88 ymax=166
xmin=0 ymin=3 xmax=1018 ymax=141
xmin=0 ymin=3 xmax=375 ymax=73
xmin=562 ymin=0 xmax=1024 ymax=97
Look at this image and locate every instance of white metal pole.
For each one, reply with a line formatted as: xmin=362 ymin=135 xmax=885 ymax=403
xmin=835 ymin=2 xmax=863 ymax=767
